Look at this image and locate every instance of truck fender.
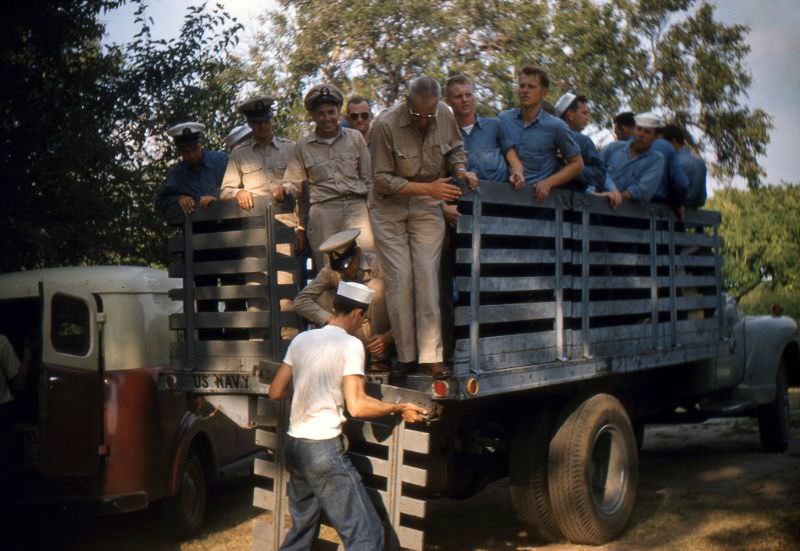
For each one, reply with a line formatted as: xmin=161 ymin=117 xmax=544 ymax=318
xmin=732 ymin=315 xmax=799 ymax=405
xmin=168 ymin=409 xmax=218 ymax=496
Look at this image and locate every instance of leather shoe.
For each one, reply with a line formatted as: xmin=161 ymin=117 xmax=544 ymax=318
xmin=420 ymin=362 xmax=452 ymax=379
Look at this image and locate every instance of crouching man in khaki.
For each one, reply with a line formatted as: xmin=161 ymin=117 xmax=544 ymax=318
xmin=294 ymin=229 xmax=392 ymax=373
xmin=369 ymin=76 xmax=477 ymax=380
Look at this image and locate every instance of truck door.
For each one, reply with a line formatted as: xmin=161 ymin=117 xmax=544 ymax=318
xmin=40 ymin=285 xmax=103 ymax=477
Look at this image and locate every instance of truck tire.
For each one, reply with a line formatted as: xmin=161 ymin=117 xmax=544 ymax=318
xmin=163 ymin=448 xmax=207 ymax=539
xmin=548 ymin=394 xmax=638 ymax=545
xmin=758 ymin=361 xmax=790 ymax=453
xmin=509 ymin=408 xmax=562 ymax=542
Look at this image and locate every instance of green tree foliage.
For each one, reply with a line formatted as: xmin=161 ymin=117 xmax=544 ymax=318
xmin=244 ymin=0 xmax=770 ymax=182
xmin=0 ymin=0 xmax=242 ymax=272
xmin=708 ymin=184 xmax=800 ymax=299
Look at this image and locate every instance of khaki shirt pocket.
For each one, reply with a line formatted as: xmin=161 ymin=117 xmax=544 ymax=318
xmin=395 ymin=149 xmax=420 ymax=179
xmin=241 ymin=163 xmax=267 ymax=189
xmin=336 ymin=151 xmax=361 ymax=180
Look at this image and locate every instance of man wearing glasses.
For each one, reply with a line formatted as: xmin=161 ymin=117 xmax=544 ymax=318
xmin=344 ymin=96 xmax=374 ymax=141
xmin=369 ymin=76 xmax=478 ymax=380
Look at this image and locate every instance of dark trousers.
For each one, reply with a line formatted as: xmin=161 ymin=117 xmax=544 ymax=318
xmin=279 ymin=434 xmax=383 ymax=551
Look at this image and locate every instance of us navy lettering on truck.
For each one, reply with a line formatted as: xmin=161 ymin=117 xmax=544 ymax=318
xmin=191 ymin=373 xmax=250 ymax=390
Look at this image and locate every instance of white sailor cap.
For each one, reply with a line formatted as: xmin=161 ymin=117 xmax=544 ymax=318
xmin=337 ymin=281 xmax=374 ymax=306
xmin=167 ymin=121 xmax=205 ymax=145
xmin=554 ymin=92 xmax=577 ymax=118
xmin=224 ymin=124 xmax=252 ymax=149
xmin=634 ymin=111 xmax=662 ymax=129
xmin=319 ymin=228 xmax=361 ymax=272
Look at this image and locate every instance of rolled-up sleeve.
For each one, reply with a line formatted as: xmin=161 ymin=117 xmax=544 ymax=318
xmin=219 ymin=156 xmax=242 ymax=199
xmin=357 ymin=132 xmax=372 ymax=192
xmin=369 ymin=119 xmax=408 ymax=196
xmin=555 ymin=124 xmax=580 ymax=160
xmin=497 ymin=113 xmax=518 ymax=154
xmin=293 ymin=269 xmax=337 ymax=326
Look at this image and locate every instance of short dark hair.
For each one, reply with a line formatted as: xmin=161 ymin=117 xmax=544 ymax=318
xmin=614 ymin=111 xmax=636 ymax=128
xmin=659 ymin=124 xmax=685 ymax=145
xmin=346 ymin=96 xmax=371 ymax=111
xmin=562 ymin=95 xmax=589 ymax=120
xmin=519 ymin=65 xmax=550 ymax=89
xmin=333 ymin=295 xmax=368 ymax=316
xmin=444 ymin=74 xmax=472 ymax=97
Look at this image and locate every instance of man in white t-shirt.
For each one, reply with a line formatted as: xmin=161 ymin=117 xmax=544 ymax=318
xmin=269 ymin=281 xmax=426 ymax=551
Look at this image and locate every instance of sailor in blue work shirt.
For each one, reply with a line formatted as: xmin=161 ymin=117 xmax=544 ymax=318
xmin=659 ymin=124 xmax=707 ymax=208
xmin=600 ymin=112 xmax=666 ymax=207
xmin=498 ymin=65 xmax=583 ymax=202
xmin=650 ymin=131 xmax=689 ymax=217
xmin=155 ymin=122 xmax=228 ymax=218
xmin=444 ymin=74 xmax=509 ymax=183
xmin=554 ymin=92 xmax=606 ymax=193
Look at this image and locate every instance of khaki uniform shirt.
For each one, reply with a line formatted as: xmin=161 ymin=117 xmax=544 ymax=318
xmin=293 ymin=252 xmax=382 ymax=326
xmin=370 ymin=101 xmax=466 ymax=199
xmin=284 ymin=127 xmax=371 ymax=205
xmin=219 ymin=136 xmax=295 ymax=198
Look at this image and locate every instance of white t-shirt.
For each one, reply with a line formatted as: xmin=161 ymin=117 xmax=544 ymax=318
xmin=283 ymin=325 xmax=365 ymax=440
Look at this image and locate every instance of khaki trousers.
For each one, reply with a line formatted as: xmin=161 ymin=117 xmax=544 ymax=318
xmin=370 ymin=196 xmax=444 ymax=364
xmin=308 ymin=196 xmax=373 ymax=270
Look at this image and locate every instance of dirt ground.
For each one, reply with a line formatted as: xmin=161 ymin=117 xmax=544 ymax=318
xmin=9 ymin=390 xmax=800 ymax=551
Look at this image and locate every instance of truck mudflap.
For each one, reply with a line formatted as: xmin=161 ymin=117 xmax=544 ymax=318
xmin=252 ymin=386 xmax=437 ymax=551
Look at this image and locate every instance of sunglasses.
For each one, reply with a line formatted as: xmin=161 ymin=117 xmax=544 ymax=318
xmin=409 ymin=109 xmax=437 ymax=119
xmin=349 ymin=112 xmax=371 ymax=121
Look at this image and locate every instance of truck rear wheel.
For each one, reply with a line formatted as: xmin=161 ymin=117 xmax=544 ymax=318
xmin=509 ymin=407 xmax=562 ymax=542
xmin=163 ymin=448 xmax=207 ymax=539
xmin=758 ymin=361 xmax=790 ymax=453
xmin=548 ymin=394 xmax=638 ymax=545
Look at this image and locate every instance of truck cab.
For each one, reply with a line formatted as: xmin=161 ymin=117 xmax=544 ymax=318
xmin=0 ymin=266 xmax=260 ymax=536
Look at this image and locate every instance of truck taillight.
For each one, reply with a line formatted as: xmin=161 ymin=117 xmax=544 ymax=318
xmin=465 ymin=377 xmax=479 ymax=396
xmin=432 ymin=380 xmax=450 ymax=398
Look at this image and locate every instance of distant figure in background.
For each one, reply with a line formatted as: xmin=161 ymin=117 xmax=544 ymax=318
xmin=659 ymin=124 xmax=708 ymax=208
xmin=600 ymin=112 xmax=666 ymax=207
xmin=613 ymin=111 xmax=636 ymax=142
xmin=224 ymin=124 xmax=253 ymax=151
xmin=0 ymin=334 xmax=21 ymax=472
xmin=155 ymin=122 xmax=227 ymax=218
xmin=554 ymin=92 xmax=606 ymax=193
xmin=344 ymin=96 xmax=374 ymax=141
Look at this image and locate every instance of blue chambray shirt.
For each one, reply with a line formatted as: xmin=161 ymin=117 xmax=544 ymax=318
xmin=650 ymin=139 xmax=689 ymax=205
xmin=498 ymin=108 xmax=580 ymax=185
xmin=603 ymin=141 xmax=665 ymax=201
xmin=155 ymin=150 xmax=228 ymax=214
xmin=676 ymin=148 xmax=707 ymax=208
xmin=569 ymin=130 xmax=605 ymax=192
xmin=462 ymin=116 xmax=509 ymax=182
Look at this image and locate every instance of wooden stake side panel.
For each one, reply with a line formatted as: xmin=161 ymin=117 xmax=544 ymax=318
xmin=451 ymin=183 xmax=724 ymax=394
xmin=167 ymin=196 xmax=302 ymax=378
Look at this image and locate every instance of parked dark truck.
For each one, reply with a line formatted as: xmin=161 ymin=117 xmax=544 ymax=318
xmin=161 ymin=184 xmax=798 ymax=549
xmin=0 ymin=266 xmax=262 ymax=537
